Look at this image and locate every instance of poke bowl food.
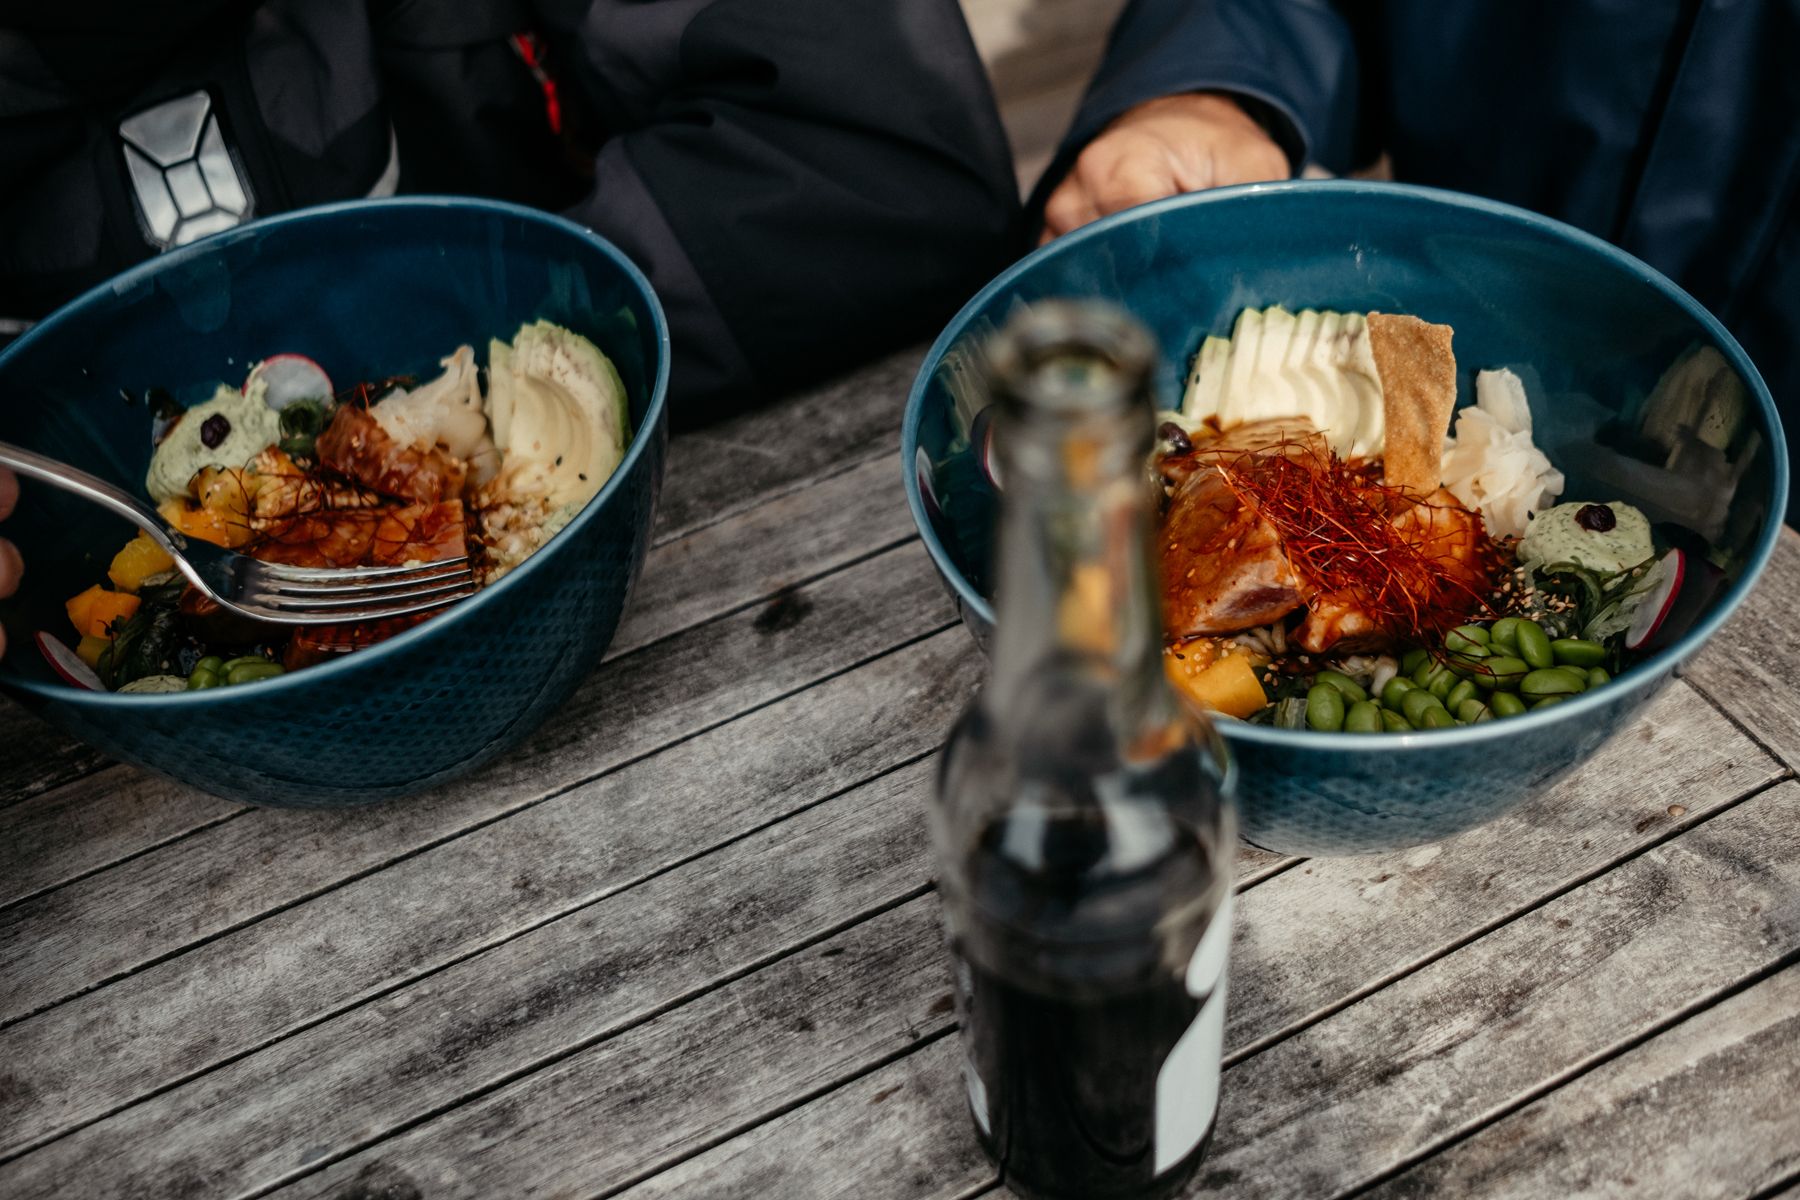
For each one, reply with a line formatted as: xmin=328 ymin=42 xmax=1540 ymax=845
xmin=49 ymin=321 xmax=630 ymax=695
xmin=904 ymin=182 xmax=1786 ymax=855
xmin=0 ymin=198 xmax=669 ymax=807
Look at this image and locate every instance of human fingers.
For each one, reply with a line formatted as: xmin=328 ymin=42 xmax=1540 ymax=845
xmin=0 ymin=466 xmax=16 ymax=522
xmin=0 ymin=536 xmax=20 ymax=600
xmin=1041 ymin=173 xmax=1104 ymax=241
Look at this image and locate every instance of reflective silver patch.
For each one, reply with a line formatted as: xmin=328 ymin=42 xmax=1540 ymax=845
xmin=119 ymin=91 xmax=252 ymax=249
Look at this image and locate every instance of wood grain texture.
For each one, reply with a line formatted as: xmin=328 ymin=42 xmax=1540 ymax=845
xmin=1225 ymin=679 xmax=1782 ymax=1055
xmin=1190 ymin=784 xmax=1800 ymax=1200
xmin=652 ymin=349 xmax=920 ymax=541
xmin=0 ymin=542 xmax=953 ymax=1030
xmin=273 ymin=899 xmax=956 ymax=1200
xmin=1364 ymin=965 xmax=1800 ymax=1200
xmin=0 ymin=701 xmax=107 ymax=809
xmin=0 ymin=574 xmax=968 ymax=1157
xmin=617 ymin=1036 xmax=988 ymax=1200
xmin=611 ymin=782 xmax=1799 ymax=1200
xmin=1684 ymin=528 xmax=1800 ymax=771
xmin=0 ymin=762 xmax=945 ymax=1199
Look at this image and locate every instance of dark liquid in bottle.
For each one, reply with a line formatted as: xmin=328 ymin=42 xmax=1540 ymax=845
xmin=958 ymin=954 xmax=1218 ymax=1200
xmin=949 ymin=780 xmax=1226 ymax=1200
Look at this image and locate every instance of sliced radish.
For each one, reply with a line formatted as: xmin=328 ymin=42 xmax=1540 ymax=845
xmin=1624 ymin=550 xmax=1684 ymax=651
xmin=35 ymin=632 xmax=103 ymax=691
xmin=245 ymin=354 xmax=334 ymax=411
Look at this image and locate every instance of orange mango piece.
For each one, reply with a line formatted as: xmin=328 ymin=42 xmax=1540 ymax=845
xmin=107 ymin=532 xmax=177 ymax=592
xmin=1166 ymin=649 xmax=1269 ymax=719
xmin=66 ymin=586 xmax=140 ymax=638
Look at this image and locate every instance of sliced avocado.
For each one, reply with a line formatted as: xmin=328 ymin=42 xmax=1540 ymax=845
xmin=1248 ymin=306 xmax=1299 ymax=423
xmin=1285 ymin=309 xmax=1326 ymax=430
xmin=1217 ymin=307 xmax=1265 ymax=429
xmin=1181 ymin=335 xmax=1233 ymax=422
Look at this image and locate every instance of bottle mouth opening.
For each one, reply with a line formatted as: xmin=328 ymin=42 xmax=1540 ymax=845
xmin=986 ymin=300 xmax=1158 ymax=418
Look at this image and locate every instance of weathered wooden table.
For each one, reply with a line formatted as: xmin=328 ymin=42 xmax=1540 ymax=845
xmin=3 ymin=349 xmax=1797 ymax=1199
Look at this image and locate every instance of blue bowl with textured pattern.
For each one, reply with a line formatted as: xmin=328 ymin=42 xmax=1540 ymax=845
xmin=0 ymin=198 xmax=668 ymax=807
xmin=904 ymin=182 xmax=1787 ymax=856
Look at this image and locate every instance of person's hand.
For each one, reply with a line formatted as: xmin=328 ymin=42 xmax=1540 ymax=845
xmin=1040 ymin=92 xmax=1290 ymax=243
xmin=0 ymin=467 xmax=19 ymax=659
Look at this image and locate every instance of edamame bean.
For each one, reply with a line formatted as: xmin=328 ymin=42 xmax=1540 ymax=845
xmin=1344 ymin=700 xmax=1383 ymax=733
xmin=1421 ymin=662 xmax=1456 ymax=699
xmin=1381 ymin=709 xmax=1411 ymax=733
xmin=1420 ymin=706 xmax=1457 ymax=729
xmin=1445 ymin=679 xmax=1478 ymax=711
xmin=1489 ymin=617 xmax=1523 ymax=654
xmin=187 ymin=656 xmax=224 ymax=691
xmin=1553 ymin=666 xmax=1591 ymax=692
xmin=1586 ymin=666 xmax=1611 ymax=688
xmin=1489 ymin=691 xmax=1529 ymax=718
xmin=1401 ymin=647 xmax=1430 ymax=676
xmin=1306 ymin=684 xmax=1346 ymax=732
xmin=1382 ymin=677 xmax=1416 ymax=710
xmin=1314 ymin=670 xmax=1368 ymax=703
xmin=1472 ymin=656 xmax=1529 ymax=690
xmin=1515 ymin=620 xmax=1554 ymax=670
xmin=225 ymin=660 xmax=286 ymax=686
xmin=1445 ymin=626 xmax=1489 ymax=656
xmin=1551 ymin=638 xmax=1607 ymax=668
xmin=1401 ymin=688 xmax=1447 ymax=727
xmin=1532 ymin=695 xmax=1567 ymax=710
xmin=1521 ymin=667 xmax=1583 ymax=698
xmin=1456 ymin=698 xmax=1490 ymax=724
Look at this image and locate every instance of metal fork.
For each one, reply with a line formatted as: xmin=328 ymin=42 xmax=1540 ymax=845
xmin=0 ymin=440 xmax=477 ymax=625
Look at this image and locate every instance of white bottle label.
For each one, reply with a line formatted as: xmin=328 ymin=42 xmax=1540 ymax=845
xmin=1154 ymin=890 xmax=1233 ymax=1174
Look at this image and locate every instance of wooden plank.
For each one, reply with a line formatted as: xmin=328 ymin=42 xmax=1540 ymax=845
xmin=605 ymin=727 xmax=1789 ymax=1200
xmin=611 ymin=454 xmax=914 ymax=657
xmin=1684 ymin=527 xmax=1800 ymax=772
xmin=0 ymin=701 xmax=106 ymax=809
xmin=619 ymin=1036 xmax=986 ymax=1200
xmin=1223 ymin=679 xmax=1783 ymax=1056
xmin=0 ymin=617 xmax=974 ymax=1159
xmin=1362 ymin=965 xmax=1800 ymax=1200
xmin=0 ymin=759 xmax=944 ymax=1199
xmin=0 ymin=776 xmax=239 ymax=911
xmin=0 ymin=541 xmax=954 ymax=1028
xmin=653 ymin=348 xmax=920 ymax=542
xmin=1187 ymin=783 xmax=1800 ymax=1199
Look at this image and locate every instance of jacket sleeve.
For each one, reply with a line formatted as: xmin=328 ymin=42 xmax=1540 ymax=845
xmin=538 ymin=0 xmax=1022 ymax=419
xmin=1033 ymin=0 xmax=1362 ymax=205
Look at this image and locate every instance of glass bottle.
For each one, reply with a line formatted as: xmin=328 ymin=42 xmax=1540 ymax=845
xmin=930 ymin=300 xmax=1236 ymax=1200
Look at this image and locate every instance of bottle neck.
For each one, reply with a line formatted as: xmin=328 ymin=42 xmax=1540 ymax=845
xmin=986 ymin=405 xmax=1167 ymax=733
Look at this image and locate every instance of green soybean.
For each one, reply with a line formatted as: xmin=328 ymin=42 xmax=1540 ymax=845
xmin=1313 ymin=670 xmax=1368 ymax=703
xmin=1521 ymin=667 xmax=1584 ymax=698
xmin=1455 ymin=698 xmax=1491 ymax=724
xmin=1382 ymin=677 xmax=1416 ymax=710
xmin=1474 ymin=656 xmax=1529 ymax=690
xmin=1305 ymin=684 xmax=1346 ymax=732
xmin=1533 ymin=695 xmax=1568 ymax=710
xmin=1401 ymin=688 xmax=1447 ymax=728
xmin=1586 ymin=666 xmax=1612 ymax=688
xmin=1551 ymin=638 xmax=1607 ymax=668
xmin=1489 ymin=617 xmax=1523 ymax=654
xmin=1515 ymin=620 xmax=1554 ymax=670
xmin=1445 ymin=679 xmax=1478 ymax=711
xmin=1422 ymin=662 xmax=1456 ymax=699
xmin=1420 ymin=706 xmax=1457 ymax=729
xmin=1553 ymin=666 xmax=1592 ymax=692
xmin=1381 ymin=709 xmax=1411 ymax=733
xmin=1401 ymin=647 xmax=1430 ymax=676
xmin=186 ymin=656 xmax=225 ymax=691
xmin=1344 ymin=700 xmax=1383 ymax=733
xmin=1444 ymin=626 xmax=1489 ymax=657
xmin=1489 ymin=691 xmax=1529 ymax=718
xmin=226 ymin=661 xmax=286 ymax=686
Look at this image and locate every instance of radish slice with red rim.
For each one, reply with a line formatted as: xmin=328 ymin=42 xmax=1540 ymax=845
xmin=35 ymin=632 xmax=103 ymax=691
xmin=246 ymin=354 xmax=334 ymax=411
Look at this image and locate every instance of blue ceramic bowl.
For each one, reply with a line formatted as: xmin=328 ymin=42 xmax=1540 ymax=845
xmin=0 ymin=198 xmax=668 ymax=807
xmin=904 ymin=182 xmax=1787 ymax=856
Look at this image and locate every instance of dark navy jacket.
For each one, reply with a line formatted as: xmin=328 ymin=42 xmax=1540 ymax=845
xmin=0 ymin=0 xmax=1019 ymax=419
xmin=1042 ymin=0 xmax=1799 ymax=515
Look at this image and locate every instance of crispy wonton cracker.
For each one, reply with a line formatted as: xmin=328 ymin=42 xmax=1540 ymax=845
xmin=1367 ymin=312 xmax=1457 ymax=496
